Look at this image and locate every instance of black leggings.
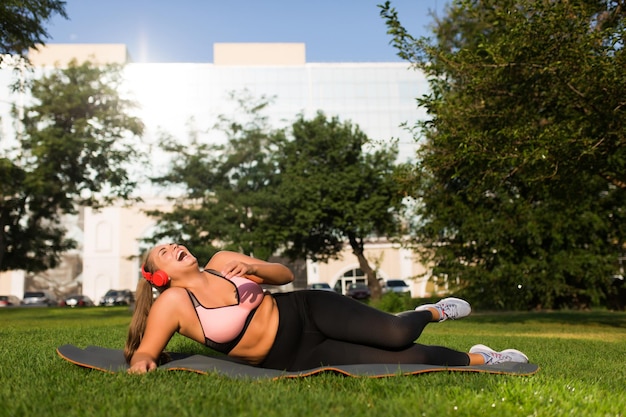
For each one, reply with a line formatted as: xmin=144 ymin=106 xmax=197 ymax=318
xmin=259 ymin=290 xmax=470 ymax=371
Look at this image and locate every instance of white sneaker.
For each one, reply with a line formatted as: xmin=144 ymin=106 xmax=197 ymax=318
xmin=469 ymin=344 xmax=529 ymax=364
xmin=415 ymin=297 xmax=471 ymax=322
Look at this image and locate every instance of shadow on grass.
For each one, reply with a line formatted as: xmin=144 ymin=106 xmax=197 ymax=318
xmin=470 ymin=310 xmax=626 ymax=328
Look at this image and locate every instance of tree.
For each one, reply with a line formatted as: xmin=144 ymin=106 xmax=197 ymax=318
xmin=147 ymin=100 xmax=406 ymax=300
xmin=265 ymin=112 xmax=406 ymax=300
xmin=0 ymin=60 xmax=144 ymax=272
xmin=381 ymin=0 xmax=626 ymax=309
xmin=0 ymin=0 xmax=67 ymax=63
xmin=144 ymin=93 xmax=285 ymax=263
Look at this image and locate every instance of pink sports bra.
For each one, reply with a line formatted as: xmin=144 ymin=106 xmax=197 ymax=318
xmin=186 ymin=269 xmax=265 ymax=354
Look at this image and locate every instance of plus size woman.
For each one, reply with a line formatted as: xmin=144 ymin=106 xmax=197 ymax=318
xmin=125 ymin=243 xmax=528 ymax=373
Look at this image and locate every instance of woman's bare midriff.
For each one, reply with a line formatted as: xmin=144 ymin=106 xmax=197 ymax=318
xmin=227 ymin=293 xmax=279 ymax=365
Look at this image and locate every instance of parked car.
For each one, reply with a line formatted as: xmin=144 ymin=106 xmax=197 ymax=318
xmin=307 ymin=283 xmax=333 ymax=291
xmin=100 ymin=289 xmax=134 ymax=306
xmin=61 ymin=294 xmax=95 ymax=307
xmin=346 ymin=282 xmax=371 ymax=300
xmin=382 ymin=279 xmax=411 ymax=294
xmin=21 ymin=290 xmax=58 ymax=307
xmin=0 ymin=295 xmax=21 ymax=307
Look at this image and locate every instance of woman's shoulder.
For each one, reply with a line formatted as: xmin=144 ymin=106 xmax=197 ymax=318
xmin=153 ymin=286 xmax=191 ymax=307
xmin=207 ymin=250 xmax=241 ymax=262
xmin=145 ymin=287 xmax=193 ymax=324
xmin=205 ymin=250 xmax=258 ymax=270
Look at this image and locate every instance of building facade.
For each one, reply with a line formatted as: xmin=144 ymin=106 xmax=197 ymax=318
xmin=0 ymin=43 xmax=435 ymax=303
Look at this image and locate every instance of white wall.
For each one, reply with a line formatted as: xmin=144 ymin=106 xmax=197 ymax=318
xmin=82 ymin=198 xmax=171 ymax=304
xmin=0 ymin=270 xmax=25 ymax=298
xmin=311 ymin=241 xmax=432 ymax=298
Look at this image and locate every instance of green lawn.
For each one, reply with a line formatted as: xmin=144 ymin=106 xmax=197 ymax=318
xmin=1 ymin=306 xmax=625 ymax=417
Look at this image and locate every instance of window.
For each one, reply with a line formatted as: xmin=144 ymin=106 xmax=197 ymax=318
xmin=333 ymin=268 xmax=367 ymax=295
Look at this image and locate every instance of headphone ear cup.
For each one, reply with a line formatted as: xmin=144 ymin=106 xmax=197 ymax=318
xmin=151 ymin=270 xmax=170 ymax=287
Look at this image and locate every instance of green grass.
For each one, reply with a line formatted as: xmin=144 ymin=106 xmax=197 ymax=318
xmin=1 ymin=306 xmax=625 ymax=417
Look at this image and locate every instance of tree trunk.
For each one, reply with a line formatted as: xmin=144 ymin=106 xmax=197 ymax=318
xmin=348 ymin=233 xmax=382 ymax=301
xmin=0 ymin=209 xmax=7 ymax=271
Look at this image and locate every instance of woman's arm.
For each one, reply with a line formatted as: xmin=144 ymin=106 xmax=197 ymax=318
xmin=207 ymin=251 xmax=294 ymax=285
xmin=127 ymin=291 xmax=181 ymax=373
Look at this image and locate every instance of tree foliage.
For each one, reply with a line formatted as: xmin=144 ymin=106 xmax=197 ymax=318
xmin=381 ymin=0 xmax=626 ymax=309
xmin=147 ymin=97 xmax=406 ymax=300
xmin=0 ymin=60 xmax=144 ymax=272
xmin=0 ymin=0 xmax=67 ymax=62
xmin=265 ymin=112 xmax=405 ymax=299
xmin=145 ymin=93 xmax=285 ymax=262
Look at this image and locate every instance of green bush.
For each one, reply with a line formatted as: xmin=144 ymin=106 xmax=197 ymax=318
xmin=371 ymin=292 xmax=415 ymax=313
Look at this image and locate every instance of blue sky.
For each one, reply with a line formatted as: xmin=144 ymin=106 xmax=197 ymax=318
xmin=46 ymin=0 xmax=448 ymax=63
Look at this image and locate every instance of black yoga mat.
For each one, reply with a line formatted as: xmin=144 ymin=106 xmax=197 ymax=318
xmin=57 ymin=344 xmax=540 ymax=379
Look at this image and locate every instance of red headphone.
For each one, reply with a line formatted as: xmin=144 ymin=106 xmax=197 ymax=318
xmin=141 ymin=264 xmax=170 ymax=287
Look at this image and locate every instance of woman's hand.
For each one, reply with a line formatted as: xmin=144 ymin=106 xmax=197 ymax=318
xmin=209 ymin=251 xmax=294 ymax=285
xmin=221 ymin=260 xmax=255 ymax=279
xmin=128 ymin=358 xmax=157 ymax=374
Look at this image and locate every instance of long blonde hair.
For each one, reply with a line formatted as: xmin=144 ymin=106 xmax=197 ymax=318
xmin=124 ymin=251 xmax=168 ymax=363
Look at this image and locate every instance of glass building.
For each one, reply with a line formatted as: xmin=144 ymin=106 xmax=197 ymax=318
xmin=0 ymin=43 xmax=435 ymax=302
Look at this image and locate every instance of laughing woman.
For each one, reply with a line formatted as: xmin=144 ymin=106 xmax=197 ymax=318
xmin=125 ymin=243 xmax=528 ymax=373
